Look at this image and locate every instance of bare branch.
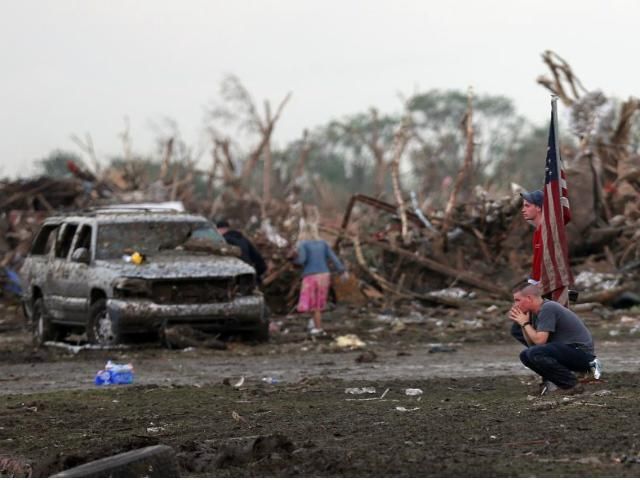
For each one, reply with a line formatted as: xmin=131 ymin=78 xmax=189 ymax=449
xmin=537 ymin=50 xmax=588 ymax=106
xmin=69 ymin=133 xmax=99 ymax=174
xmin=213 ymin=74 xmax=264 ymax=133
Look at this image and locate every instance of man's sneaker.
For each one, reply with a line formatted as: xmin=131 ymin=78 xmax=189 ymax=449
xmin=539 ymin=380 xmax=559 ymax=396
xmin=589 ymin=358 xmax=603 ymax=380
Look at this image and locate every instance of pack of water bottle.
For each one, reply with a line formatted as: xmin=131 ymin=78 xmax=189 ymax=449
xmin=95 ymin=360 xmax=134 ymax=386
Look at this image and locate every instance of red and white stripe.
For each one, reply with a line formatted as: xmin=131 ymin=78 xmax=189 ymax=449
xmin=540 ymin=99 xmax=573 ymax=304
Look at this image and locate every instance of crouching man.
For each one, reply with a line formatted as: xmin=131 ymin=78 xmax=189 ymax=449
xmin=509 ymin=282 xmax=598 ymax=395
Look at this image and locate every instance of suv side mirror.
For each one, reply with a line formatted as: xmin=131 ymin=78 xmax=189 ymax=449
xmin=71 ymin=247 xmax=90 ymax=264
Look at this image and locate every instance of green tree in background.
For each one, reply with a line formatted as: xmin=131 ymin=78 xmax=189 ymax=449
xmin=489 ymin=125 xmax=549 ymax=191
xmin=275 ymin=89 xmax=538 ymax=207
xmin=34 ymin=150 xmax=83 ymax=178
xmin=406 ymin=89 xmax=528 ymax=205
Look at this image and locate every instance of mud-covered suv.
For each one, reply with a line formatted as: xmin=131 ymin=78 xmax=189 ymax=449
xmin=20 ymin=209 xmax=268 ymax=346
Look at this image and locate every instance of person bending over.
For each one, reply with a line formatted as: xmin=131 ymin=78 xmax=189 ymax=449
xmin=509 ymin=282 xmax=598 ymax=395
xmin=216 ymin=220 xmax=267 ymax=284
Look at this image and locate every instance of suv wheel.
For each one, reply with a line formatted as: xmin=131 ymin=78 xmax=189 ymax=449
xmin=32 ymin=298 xmax=58 ymax=346
xmin=247 ymin=304 xmax=270 ymax=343
xmin=252 ymin=320 xmax=270 ymax=342
xmin=88 ymin=299 xmax=120 ymax=346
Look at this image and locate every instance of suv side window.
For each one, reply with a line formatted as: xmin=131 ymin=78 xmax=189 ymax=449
xmin=73 ymin=224 xmax=92 ymax=251
xmin=55 ymin=223 xmax=78 ymax=259
xmin=31 ymin=224 xmax=59 ymax=255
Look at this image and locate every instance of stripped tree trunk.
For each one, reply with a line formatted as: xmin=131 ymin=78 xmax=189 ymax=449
xmin=262 ymin=101 xmax=273 ymax=221
xmin=389 ymin=121 xmax=411 ymax=244
xmin=292 ymin=129 xmax=311 ymax=181
xmin=442 ymin=88 xmax=474 ymax=237
xmin=609 ymin=98 xmax=640 ymax=206
xmin=239 ymin=92 xmax=292 ymax=185
xmin=159 ymin=137 xmax=174 ymax=181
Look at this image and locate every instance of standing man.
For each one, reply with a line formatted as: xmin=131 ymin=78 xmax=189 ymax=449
xmin=519 ymin=188 xmax=571 ymax=299
xmin=509 ymin=282 xmax=597 ymax=395
xmin=520 ymin=189 xmax=545 ymax=288
xmin=216 ymin=220 xmax=267 ymax=285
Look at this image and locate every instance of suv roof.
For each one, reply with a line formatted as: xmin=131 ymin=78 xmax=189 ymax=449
xmin=43 ymin=210 xmax=209 ymax=224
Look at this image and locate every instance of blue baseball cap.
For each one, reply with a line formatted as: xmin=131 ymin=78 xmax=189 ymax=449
xmin=520 ymin=189 xmax=543 ymax=208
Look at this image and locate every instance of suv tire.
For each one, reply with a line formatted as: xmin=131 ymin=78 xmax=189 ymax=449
xmin=32 ymin=298 xmax=58 ymax=346
xmin=247 ymin=304 xmax=270 ymax=342
xmin=250 ymin=320 xmax=270 ymax=342
xmin=88 ymin=299 xmax=120 ymax=346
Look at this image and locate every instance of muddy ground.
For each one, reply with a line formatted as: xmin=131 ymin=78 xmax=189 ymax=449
xmin=2 ymin=300 xmax=640 ymax=477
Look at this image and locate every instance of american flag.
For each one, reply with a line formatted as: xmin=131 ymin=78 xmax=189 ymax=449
xmin=541 ymin=98 xmax=573 ymax=305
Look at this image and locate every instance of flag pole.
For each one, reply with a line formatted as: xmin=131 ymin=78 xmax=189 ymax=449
xmin=551 ymin=96 xmax=561 ymax=185
xmin=551 ymin=95 xmax=566 ymax=300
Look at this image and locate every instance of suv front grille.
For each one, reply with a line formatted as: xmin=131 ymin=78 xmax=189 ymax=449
xmin=150 ymin=275 xmax=254 ymax=304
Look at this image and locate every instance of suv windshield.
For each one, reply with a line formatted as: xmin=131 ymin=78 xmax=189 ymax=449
xmin=95 ymin=220 xmax=224 ymax=260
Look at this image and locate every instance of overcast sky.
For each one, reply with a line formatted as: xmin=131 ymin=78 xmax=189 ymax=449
xmin=1 ymin=0 xmax=638 ymax=178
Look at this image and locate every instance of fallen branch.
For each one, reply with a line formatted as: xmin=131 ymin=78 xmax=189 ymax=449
xmin=0 ymin=178 xmax=57 ymax=211
xmin=334 ymin=225 xmax=509 ymax=298
xmin=576 ymin=283 xmax=638 ymax=304
xmin=262 ymin=262 xmax=294 ymax=287
xmin=351 ymin=233 xmax=470 ymax=307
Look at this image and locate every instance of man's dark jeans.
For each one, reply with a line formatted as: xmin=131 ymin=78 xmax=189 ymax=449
xmin=519 ymin=343 xmax=595 ymax=389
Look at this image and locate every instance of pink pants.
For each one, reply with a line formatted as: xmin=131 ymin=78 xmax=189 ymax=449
xmin=297 ymin=273 xmax=331 ymax=312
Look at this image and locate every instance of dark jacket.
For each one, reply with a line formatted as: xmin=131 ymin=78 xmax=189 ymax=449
xmin=223 ymin=230 xmax=267 ymax=280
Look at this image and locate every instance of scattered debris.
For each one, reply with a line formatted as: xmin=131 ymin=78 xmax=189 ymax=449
xmin=428 ymin=344 xmax=458 ymax=354
xmin=405 ymin=388 xmax=424 ymax=396
xmin=430 ymin=287 xmax=476 ymax=300
xmin=146 ymin=422 xmax=166 ymax=434
xmin=344 ymin=387 xmax=376 ymax=395
xmin=94 ymin=361 xmax=134 ymax=386
xmin=591 ymin=389 xmax=613 ymax=397
xmin=43 ymin=341 xmax=130 ymax=354
xmin=164 ymin=326 xmax=227 ymax=351
xmin=334 ymin=334 xmax=366 ymax=349
xmin=230 ymin=411 xmax=252 ymax=429
xmin=574 ymin=271 xmax=620 ymax=291
xmin=395 ymin=406 xmax=420 ymax=412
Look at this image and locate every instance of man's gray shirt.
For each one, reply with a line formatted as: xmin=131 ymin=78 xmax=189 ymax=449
xmin=534 ymin=300 xmax=595 ymax=355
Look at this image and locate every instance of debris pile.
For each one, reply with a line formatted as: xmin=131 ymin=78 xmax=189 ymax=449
xmin=1 ymin=51 xmax=638 ymax=319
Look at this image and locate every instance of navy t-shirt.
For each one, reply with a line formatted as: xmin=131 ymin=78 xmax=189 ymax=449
xmin=535 ymin=300 xmax=594 ymax=355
